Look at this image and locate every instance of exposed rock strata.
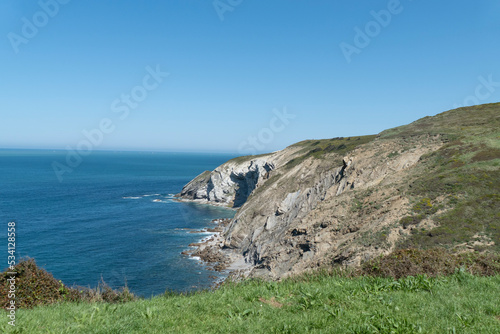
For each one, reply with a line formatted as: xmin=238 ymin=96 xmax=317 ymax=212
xmin=178 ymin=158 xmax=276 ymax=207
xmin=178 ymin=134 xmax=444 ymax=279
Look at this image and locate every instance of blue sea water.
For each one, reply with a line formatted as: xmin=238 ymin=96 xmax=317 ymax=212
xmin=0 ymin=150 xmax=237 ymax=297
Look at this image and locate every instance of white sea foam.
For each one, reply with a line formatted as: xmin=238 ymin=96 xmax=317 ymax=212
xmin=123 ymin=196 xmax=141 ymax=199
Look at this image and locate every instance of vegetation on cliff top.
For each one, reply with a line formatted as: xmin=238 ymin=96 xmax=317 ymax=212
xmin=394 ymin=103 xmax=500 ymax=252
xmin=227 ymin=152 xmax=273 ymax=164
xmin=379 ymin=102 xmax=500 ymax=140
xmin=285 ymin=134 xmax=377 ymax=169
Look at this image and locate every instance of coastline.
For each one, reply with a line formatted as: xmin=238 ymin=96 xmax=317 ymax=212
xmin=180 ymin=217 xmax=252 ymax=284
xmin=172 ymin=196 xmax=237 ymax=209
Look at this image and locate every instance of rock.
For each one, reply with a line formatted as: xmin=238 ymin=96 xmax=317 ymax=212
xmin=277 ymin=191 xmax=301 ymax=214
xmin=265 ymin=216 xmax=277 ymax=230
xmin=192 ymin=246 xmax=229 ymax=272
xmin=177 ymin=158 xmax=275 ymax=207
xmin=291 ymin=228 xmax=307 ymax=236
xmin=176 ymin=127 xmax=446 ymax=280
xmin=206 ymin=227 xmax=223 ymax=233
xmin=252 ymin=226 xmax=264 ymax=242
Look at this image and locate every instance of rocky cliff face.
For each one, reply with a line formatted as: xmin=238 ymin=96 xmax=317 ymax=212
xmin=177 ymin=157 xmax=276 ymax=207
xmin=177 ymin=104 xmax=500 ymax=280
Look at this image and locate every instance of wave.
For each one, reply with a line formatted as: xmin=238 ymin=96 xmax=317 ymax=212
xmin=123 ymin=194 xmax=164 ymax=200
xmin=152 ymin=199 xmax=174 ymax=203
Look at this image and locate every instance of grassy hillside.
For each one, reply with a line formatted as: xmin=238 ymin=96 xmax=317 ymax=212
xmin=285 ymin=135 xmax=377 ymax=169
xmin=391 ymin=103 xmax=500 ymax=252
xmin=2 ymin=269 xmax=500 ymax=333
xmin=379 ymin=103 xmax=500 ymax=140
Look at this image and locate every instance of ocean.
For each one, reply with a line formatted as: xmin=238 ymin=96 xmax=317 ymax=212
xmin=0 ymin=149 xmax=237 ymax=297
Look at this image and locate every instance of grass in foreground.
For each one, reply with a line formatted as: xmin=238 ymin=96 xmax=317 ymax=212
xmin=2 ymin=270 xmax=500 ymax=333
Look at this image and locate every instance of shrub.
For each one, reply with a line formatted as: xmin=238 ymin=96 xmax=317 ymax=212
xmin=1 ymin=258 xmax=80 ymax=309
xmin=0 ymin=258 xmax=136 ymax=309
xmin=358 ymin=249 xmax=500 ymax=279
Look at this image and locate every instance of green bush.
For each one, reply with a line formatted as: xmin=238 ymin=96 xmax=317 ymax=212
xmin=0 ymin=258 xmax=135 ymax=309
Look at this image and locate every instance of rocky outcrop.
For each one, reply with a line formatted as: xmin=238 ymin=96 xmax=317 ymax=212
xmin=177 ymin=157 xmax=275 ymax=207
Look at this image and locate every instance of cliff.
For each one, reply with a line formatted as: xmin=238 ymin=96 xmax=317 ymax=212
xmin=177 ymin=103 xmax=500 ymax=279
xmin=178 ymin=156 xmax=276 ymax=207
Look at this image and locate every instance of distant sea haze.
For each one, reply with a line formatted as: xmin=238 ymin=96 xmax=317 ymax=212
xmin=0 ymin=150 xmax=236 ymax=297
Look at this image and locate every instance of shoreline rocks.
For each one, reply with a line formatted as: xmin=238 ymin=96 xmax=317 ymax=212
xmin=181 ymin=218 xmax=248 ymax=275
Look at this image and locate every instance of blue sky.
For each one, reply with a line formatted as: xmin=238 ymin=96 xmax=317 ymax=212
xmin=1 ymin=0 xmax=499 ymax=153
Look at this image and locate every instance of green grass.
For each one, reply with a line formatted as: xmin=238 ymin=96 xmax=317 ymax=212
xmin=3 ymin=272 xmax=500 ymax=333
xmin=284 ymin=135 xmax=377 ymax=170
xmin=226 ymin=153 xmax=274 ymax=165
xmin=379 ymin=102 xmax=500 ymax=140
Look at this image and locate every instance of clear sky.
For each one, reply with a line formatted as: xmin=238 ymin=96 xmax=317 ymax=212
xmin=1 ymin=0 xmax=499 ymax=154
